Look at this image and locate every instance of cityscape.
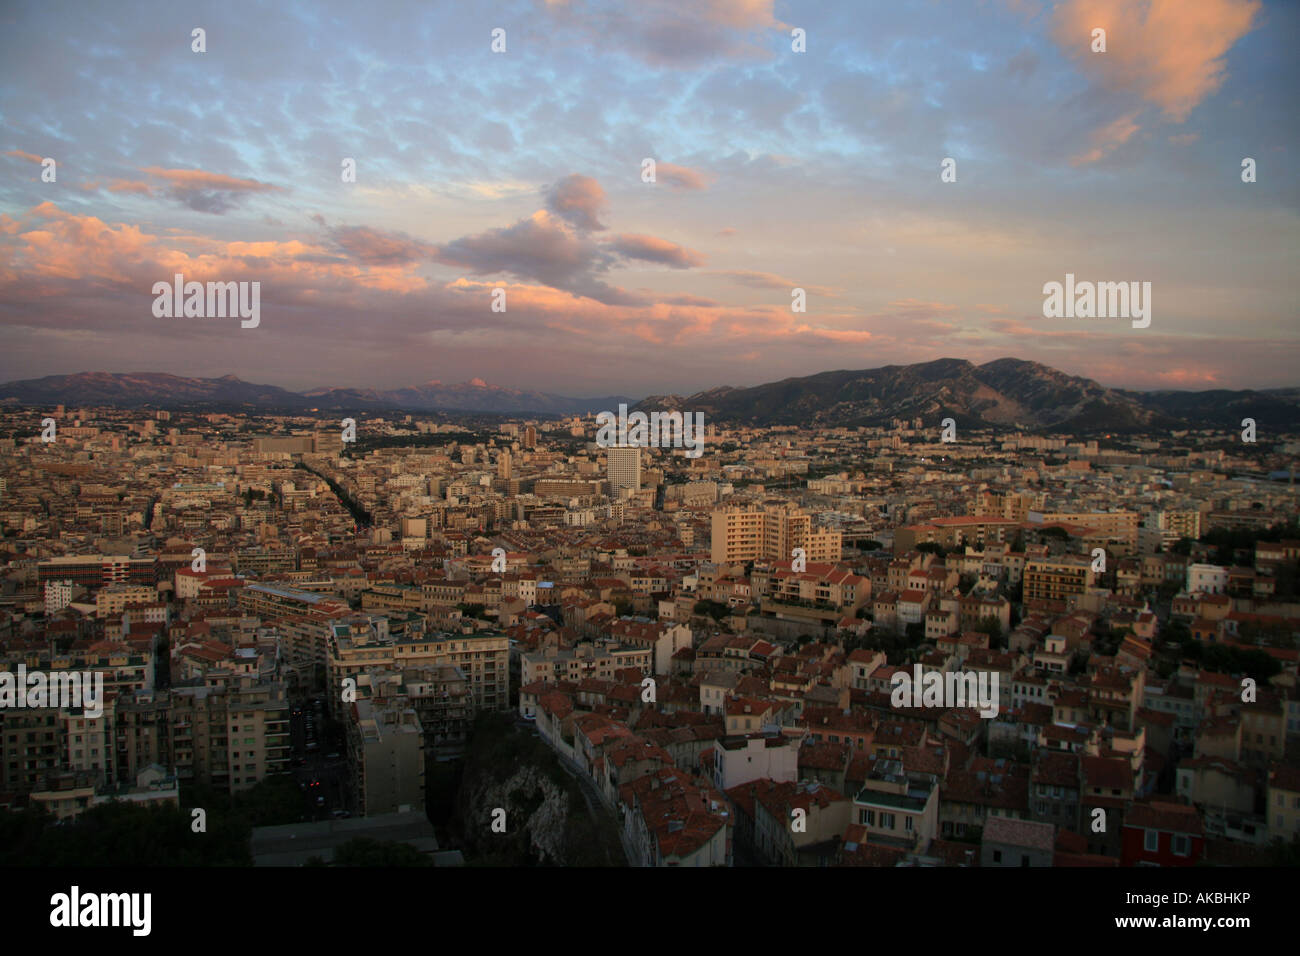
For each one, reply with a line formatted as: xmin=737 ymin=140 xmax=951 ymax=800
xmin=1 ymin=368 xmax=1297 ymax=873
xmin=0 ymin=0 xmax=1296 ymax=931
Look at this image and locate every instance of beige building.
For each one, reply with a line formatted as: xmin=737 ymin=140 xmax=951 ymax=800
xmin=329 ymin=622 xmax=509 ymax=715
xmin=607 ymin=446 xmax=641 ymax=493
xmin=710 ymin=503 xmax=841 ymax=564
xmin=95 ymin=584 xmax=157 ymax=618
xmin=171 ymin=677 xmax=291 ymax=794
xmin=1024 ymin=557 xmax=1096 ymax=608
xmin=751 ymin=780 xmax=852 ymax=866
xmin=1029 ymin=510 xmax=1138 ymax=548
xmin=237 ymin=583 xmax=353 ymax=681
xmin=348 ymin=698 xmax=425 ymax=816
xmin=851 ymin=758 xmax=939 ymax=852
xmin=521 ymin=642 xmax=651 ymax=685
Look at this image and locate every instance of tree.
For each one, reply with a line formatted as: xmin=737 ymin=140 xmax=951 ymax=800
xmin=235 ymin=774 xmax=309 ymax=827
xmin=974 ymin=616 xmax=1003 ymax=649
xmin=333 ymin=838 xmax=432 ymax=867
xmin=1161 ymin=618 xmax=1191 ymax=647
xmin=693 ymin=600 xmax=729 ymax=622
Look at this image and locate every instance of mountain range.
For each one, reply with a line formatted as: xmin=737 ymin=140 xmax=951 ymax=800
xmin=1 ymin=360 xmax=1297 ymax=432
xmin=634 ymin=358 xmax=1300 ymax=432
xmin=0 ymin=372 xmax=630 ymax=417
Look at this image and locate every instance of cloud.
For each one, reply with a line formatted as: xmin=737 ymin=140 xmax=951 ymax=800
xmin=1051 ymin=0 xmax=1261 ymax=121
xmin=106 ymin=180 xmax=157 ymax=196
xmin=96 ymin=166 xmax=283 ymax=213
xmin=434 ymin=179 xmax=707 ymax=302
xmin=608 ymin=234 xmax=706 ymax=268
xmin=1153 ymin=367 xmax=1221 ymax=385
xmin=0 ymin=202 xmax=428 ymax=302
xmin=545 ymin=173 xmax=609 ymax=231
xmin=713 ymin=270 xmax=837 ymax=297
xmin=540 ymin=0 xmax=788 ymax=66
xmin=328 ymin=225 xmax=437 ymax=266
xmin=656 ymin=163 xmax=711 ymax=190
xmin=434 ymin=209 xmax=614 ymax=294
xmin=1070 ymin=109 xmax=1142 ymax=165
xmin=5 ymin=150 xmax=44 ymax=164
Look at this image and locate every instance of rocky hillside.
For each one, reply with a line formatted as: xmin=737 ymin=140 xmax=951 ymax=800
xmin=635 ymin=357 xmax=1299 ymax=432
xmin=444 ymin=714 xmax=624 ymax=866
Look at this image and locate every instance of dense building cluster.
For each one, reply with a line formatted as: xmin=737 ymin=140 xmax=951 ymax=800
xmin=1 ymin=404 xmax=1297 ymax=865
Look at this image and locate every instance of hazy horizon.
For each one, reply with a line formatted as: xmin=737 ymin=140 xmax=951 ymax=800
xmin=2 ymin=352 xmax=1299 ymax=405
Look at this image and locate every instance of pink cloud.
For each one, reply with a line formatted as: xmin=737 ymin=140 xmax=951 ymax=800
xmin=1071 ymin=110 xmax=1141 ymax=166
xmin=609 ymin=234 xmax=706 ymax=268
xmin=1052 ymin=0 xmax=1261 ymax=121
xmin=656 ymin=163 xmax=711 ymax=190
xmin=713 ymin=270 xmax=838 ymax=297
xmin=88 ymin=166 xmax=284 ymax=213
xmin=1153 ymin=367 xmax=1221 ymax=385
xmin=545 ymin=173 xmax=608 ymax=231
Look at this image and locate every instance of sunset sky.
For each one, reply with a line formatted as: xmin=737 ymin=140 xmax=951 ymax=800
xmin=1 ymin=0 xmax=1296 ymax=397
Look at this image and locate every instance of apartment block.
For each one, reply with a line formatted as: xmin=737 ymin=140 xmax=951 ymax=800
xmin=348 ymin=698 xmax=425 ymax=816
xmin=710 ymin=503 xmax=841 ymax=564
xmin=171 ymin=678 xmax=291 ymax=794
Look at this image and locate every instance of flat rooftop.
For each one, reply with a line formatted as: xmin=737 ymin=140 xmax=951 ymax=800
xmin=250 ymin=811 xmax=439 ymax=867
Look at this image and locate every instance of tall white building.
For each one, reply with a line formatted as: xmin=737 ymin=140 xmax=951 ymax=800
xmin=45 ymin=579 xmax=74 ymax=616
xmin=607 ymin=446 xmax=641 ymax=493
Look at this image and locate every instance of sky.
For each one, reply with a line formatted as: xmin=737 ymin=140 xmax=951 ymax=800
xmin=1 ymin=0 xmax=1296 ymax=398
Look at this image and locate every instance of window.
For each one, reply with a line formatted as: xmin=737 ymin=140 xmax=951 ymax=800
xmin=905 ymin=816 xmax=913 ymax=832
xmin=993 ymin=849 xmax=1002 ymax=863
xmin=881 ymin=813 xmax=896 ymax=830
xmin=1144 ymin=829 xmax=1159 ymax=852
xmin=1172 ymin=834 xmax=1190 ymax=857
xmin=860 ymin=809 xmax=875 ymax=826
